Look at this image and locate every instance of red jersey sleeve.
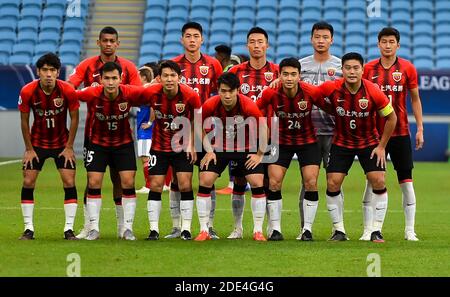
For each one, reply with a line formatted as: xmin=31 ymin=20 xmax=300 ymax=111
xmin=18 ymin=84 xmax=33 ymax=113
xmin=366 ymin=81 xmax=392 ymax=116
xmin=211 ymin=58 xmax=223 ymax=94
xmin=125 ymin=62 xmax=142 ymax=86
xmin=62 ymin=83 xmax=80 ymax=111
xmin=256 ymin=87 xmax=273 ymax=110
xmin=76 ymin=85 xmax=99 ymax=102
xmin=406 ymin=62 xmax=418 ymax=90
xmin=315 ymin=80 xmax=337 ymax=112
xmin=68 ymin=61 xmax=88 ymax=88
xmin=243 ymin=97 xmax=263 ymax=118
xmin=201 ymin=96 xmax=216 ymax=122
xmin=121 ymin=85 xmax=147 ymax=106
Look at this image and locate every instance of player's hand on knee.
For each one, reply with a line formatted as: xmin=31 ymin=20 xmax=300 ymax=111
xmin=371 ymin=146 xmax=386 ymax=169
xmin=59 ymin=147 xmax=76 ymax=169
xmin=23 ymin=149 xmax=39 ymax=170
xmin=187 ymin=151 xmax=197 ymax=164
xmin=245 ymin=154 xmax=262 ymax=170
xmin=201 ymin=152 xmax=216 ymax=170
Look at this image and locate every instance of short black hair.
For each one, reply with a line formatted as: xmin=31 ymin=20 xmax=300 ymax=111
xmin=311 ymin=21 xmax=334 ymax=37
xmin=144 ymin=61 xmax=159 ymax=77
xmin=247 ymin=26 xmax=269 ymax=41
xmin=182 ymin=21 xmax=203 ymax=36
xmin=159 ymin=60 xmax=181 ymax=76
xmin=218 ymin=72 xmax=240 ymax=90
xmin=99 ymin=62 xmax=122 ymax=76
xmin=99 ymin=26 xmax=119 ymax=39
xmin=215 ymin=44 xmax=232 ymax=57
xmin=279 ymin=57 xmax=301 ymax=73
xmin=378 ymin=27 xmax=400 ymax=42
xmin=36 ymin=52 xmax=61 ymax=70
xmin=341 ymin=52 xmax=364 ymax=67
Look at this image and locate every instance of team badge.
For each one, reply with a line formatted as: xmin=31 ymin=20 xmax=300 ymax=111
xmin=91 ymin=82 xmax=100 ymax=87
xmin=264 ymin=72 xmax=274 ymax=82
xmin=53 ymin=97 xmax=63 ymax=108
xmin=118 ymin=102 xmax=128 ymax=112
xmin=327 ymin=67 xmax=336 ymax=77
xmin=175 ymin=103 xmax=185 ymax=113
xmin=298 ymin=100 xmax=308 ymax=111
xmin=359 ymin=97 xmax=369 ymax=110
xmin=392 ymin=70 xmax=402 ymax=82
xmin=199 ymin=65 xmax=209 ymax=76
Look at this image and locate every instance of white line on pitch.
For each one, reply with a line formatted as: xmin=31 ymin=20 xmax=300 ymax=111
xmin=0 ymin=159 xmax=21 ymax=166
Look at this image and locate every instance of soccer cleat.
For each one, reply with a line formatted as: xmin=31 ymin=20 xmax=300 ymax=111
xmin=208 ymin=227 xmax=220 ymax=240
xmin=19 ymin=229 xmax=34 ymax=240
xmin=122 ymin=229 xmax=136 ymax=241
xmin=146 ymin=230 xmax=159 ymax=240
xmin=194 ymin=230 xmax=211 ymax=241
xmin=370 ymin=231 xmax=385 ymax=243
xmin=299 ymin=229 xmax=313 ymax=241
xmin=268 ymin=230 xmax=284 ymax=241
xmin=76 ymin=226 xmax=90 ymax=239
xmin=359 ymin=230 xmax=372 ymax=241
xmin=253 ymin=231 xmax=267 ymax=241
xmin=136 ymin=186 xmax=150 ymax=194
xmin=216 ymin=186 xmax=233 ymax=195
xmin=85 ymin=229 xmax=100 ymax=241
xmin=328 ymin=230 xmax=349 ymax=241
xmin=64 ymin=229 xmax=79 ymax=240
xmin=405 ymin=231 xmax=419 ymax=241
xmin=227 ymin=228 xmax=243 ymax=239
xmin=164 ymin=227 xmax=181 ymax=239
xmin=180 ymin=230 xmax=192 ymax=240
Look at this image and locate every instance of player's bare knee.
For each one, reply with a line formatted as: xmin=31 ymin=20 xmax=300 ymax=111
xmin=177 ymin=180 xmax=192 ymax=192
xmin=303 ymin=177 xmax=318 ymax=191
xmin=269 ymin=179 xmax=282 ymax=191
xmin=326 ymin=179 xmax=341 ymax=192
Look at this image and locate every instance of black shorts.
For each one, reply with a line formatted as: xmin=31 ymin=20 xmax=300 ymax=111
xmin=200 ymin=152 xmax=265 ymax=177
xmin=85 ymin=142 xmax=136 ymax=172
xmin=327 ymin=144 xmax=385 ymax=175
xmin=149 ymin=150 xmax=193 ymax=175
xmin=24 ymin=146 xmax=75 ymax=171
xmin=194 ymin=151 xmax=205 ymax=167
xmin=273 ymin=143 xmax=321 ymax=169
xmin=386 ymin=135 xmax=414 ymax=172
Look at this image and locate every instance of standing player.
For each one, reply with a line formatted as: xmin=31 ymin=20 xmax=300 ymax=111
xmin=257 ymin=58 xmax=322 ymax=241
xmin=135 ymin=66 xmax=154 ymax=194
xmin=169 ymin=22 xmax=223 ymax=239
xmin=68 ymin=26 xmax=141 ymax=239
xmin=214 ymin=44 xmax=234 ymax=71
xmin=315 ymin=53 xmax=397 ymax=242
xmin=18 ymin=53 xmax=79 ymax=240
xmin=226 ymin=27 xmax=279 ymax=239
xmin=196 ymin=72 xmax=268 ymax=241
xmin=76 ymin=62 xmax=147 ymax=241
xmin=142 ymin=60 xmax=201 ymax=241
xmin=361 ymin=27 xmax=424 ymax=241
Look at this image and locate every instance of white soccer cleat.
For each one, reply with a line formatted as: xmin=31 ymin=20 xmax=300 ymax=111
xmin=227 ymin=228 xmax=243 ymax=239
xmin=117 ymin=226 xmax=125 ymax=239
xmin=164 ymin=227 xmax=181 ymax=239
xmin=359 ymin=230 xmax=372 ymax=241
xmin=85 ymin=229 xmax=100 ymax=240
xmin=136 ymin=186 xmax=150 ymax=194
xmin=405 ymin=231 xmax=419 ymax=241
xmin=76 ymin=226 xmax=90 ymax=239
xmin=122 ymin=229 xmax=136 ymax=241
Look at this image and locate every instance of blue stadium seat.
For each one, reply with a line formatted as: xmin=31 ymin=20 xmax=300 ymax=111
xmin=346 ymin=35 xmax=366 ymax=47
xmin=231 ymin=32 xmax=248 ymax=47
xmin=346 ymin=23 xmax=366 ymax=38
xmin=254 ymin=20 xmax=276 ymax=36
xmin=323 ymin=0 xmax=343 ymax=10
xmin=21 ymin=6 xmax=42 ymax=21
xmin=346 ymin=0 xmax=366 ymax=12
xmin=0 ymin=53 xmax=9 ymax=65
xmin=64 ymin=18 xmax=85 ymax=34
xmin=397 ymin=47 xmax=411 ymax=60
xmin=299 ymin=34 xmax=311 ymax=48
xmin=345 ymin=45 xmax=365 ymax=56
xmin=258 ymin=0 xmax=277 ymax=10
xmin=390 ymin=1 xmax=410 ymax=13
xmin=413 ymin=35 xmax=434 ymax=48
xmin=278 ymin=10 xmax=299 ymax=23
xmin=436 ymin=11 xmax=450 ymax=26
xmin=208 ymin=32 xmax=231 ymax=48
xmin=35 ymin=43 xmax=58 ymax=56
xmin=299 ymin=46 xmax=313 ymax=57
xmin=266 ymin=47 xmax=275 ymax=61
xmin=22 ymin=0 xmax=41 ymax=9
xmin=232 ymin=45 xmax=248 ymax=56
xmin=212 ymin=7 xmax=233 ymax=22
xmin=256 ymin=9 xmax=277 ymax=23
xmin=163 ymin=33 xmax=181 ymax=45
xmin=213 ymin=0 xmax=231 ymax=10
xmin=169 ymin=0 xmax=189 ymax=10
xmin=140 ymin=44 xmax=162 ymax=56
xmin=436 ymin=59 xmax=450 ymax=70
xmin=191 ymin=0 xmax=211 ymax=10
xmin=145 ymin=6 xmax=166 ymax=22
xmin=235 ymin=0 xmax=253 ymax=10
xmin=189 ymin=7 xmax=210 ymax=23
xmin=9 ymin=54 xmax=32 ymax=65
xmin=277 ymin=22 xmax=298 ymax=35
xmin=1 ymin=31 xmax=16 ymax=46
xmin=165 ymin=20 xmax=184 ymax=34
xmin=0 ymin=6 xmax=20 ymax=21
xmin=139 ymin=54 xmax=161 ymax=66
xmin=60 ymin=53 xmax=80 ymax=66
xmin=162 ymin=44 xmax=183 ymax=59
xmin=0 ymin=0 xmax=20 ymax=9
xmin=18 ymin=19 xmax=39 ymax=33
xmin=142 ymin=32 xmax=163 ymax=46
xmin=0 ymin=19 xmax=16 ymax=32
xmin=323 ymin=10 xmax=344 ymax=24
xmin=276 ymin=45 xmax=297 ymax=58
xmin=436 ymin=47 xmax=450 ymax=60
xmin=42 ymin=7 xmax=64 ymax=22
xmin=332 ymin=34 xmax=343 ymax=49
xmin=302 ymin=8 xmax=321 ymax=22
xmin=414 ymin=58 xmax=433 ymax=69
xmin=58 ymin=43 xmax=79 ymax=56
xmin=38 ymin=31 xmax=60 ymax=46
xmin=346 ymin=10 xmax=367 ymax=25
xmin=391 ymin=11 xmax=411 ymax=25
xmin=413 ymin=0 xmax=433 ymax=13
xmin=210 ymin=20 xmax=232 ymax=35
xmin=436 ymin=1 xmax=450 ymax=11
xmin=233 ymin=20 xmax=254 ymax=34
xmin=303 ymin=0 xmax=319 ymax=10
xmin=147 ymin=0 xmax=166 ymax=10
xmin=17 ymin=31 xmax=38 ymax=45
xmin=0 ymin=43 xmax=13 ymax=55
xmin=46 ymin=0 xmax=67 ymax=10
xmin=413 ymin=11 xmax=433 ymax=25
xmin=12 ymin=43 xmax=33 ymax=57
xmin=167 ymin=7 xmax=189 ymax=22
xmin=143 ymin=20 xmax=165 ymax=35
xmin=61 ymin=31 xmax=83 ymax=47
xmin=234 ymin=8 xmax=255 ymax=23
xmin=436 ymin=23 xmax=450 ymax=36
xmin=279 ymin=0 xmax=300 ymax=10
xmin=331 ymin=46 xmax=343 ymax=58
xmin=413 ymin=23 xmax=433 ymax=36
xmin=40 ymin=19 xmax=62 ymax=34
xmin=368 ymin=21 xmax=388 ymax=36
xmin=414 ymin=47 xmax=434 ymax=60
xmin=300 ymin=20 xmax=316 ymax=34
xmin=277 ymin=34 xmax=297 ymax=47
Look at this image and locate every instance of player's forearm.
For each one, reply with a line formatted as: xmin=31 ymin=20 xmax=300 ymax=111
xmin=411 ymin=98 xmax=424 ymax=132
xmin=379 ymin=112 xmax=397 ymax=148
xmin=202 ymin=130 xmax=214 ymax=153
xmin=20 ymin=115 xmax=33 ymax=151
xmin=257 ymin=122 xmax=268 ymax=155
xmin=66 ymin=110 xmax=79 ymax=148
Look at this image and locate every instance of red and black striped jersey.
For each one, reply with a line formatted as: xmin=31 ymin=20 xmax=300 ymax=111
xmin=18 ymin=80 xmax=79 ymax=149
xmin=315 ymin=78 xmax=393 ymax=149
xmin=363 ymin=57 xmax=418 ymax=137
xmin=257 ymin=82 xmax=322 ymax=146
xmin=172 ymin=53 xmax=223 ymax=103
xmin=76 ymin=85 xmax=146 ymax=147
xmin=228 ymin=61 xmax=279 ymax=102
xmin=141 ymin=83 xmax=201 ymax=152
xmin=68 ymin=55 xmax=141 ymax=140
xmin=202 ymin=95 xmax=263 ymax=152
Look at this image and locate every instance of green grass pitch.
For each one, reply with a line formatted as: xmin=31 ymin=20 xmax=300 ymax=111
xmin=0 ymin=158 xmax=449 ymax=276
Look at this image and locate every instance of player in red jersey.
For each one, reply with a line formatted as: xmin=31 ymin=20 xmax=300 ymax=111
xmin=68 ymin=26 xmax=141 ymax=239
xmin=361 ymin=27 xmax=424 ymax=241
xmin=76 ymin=62 xmax=148 ymax=241
xmin=314 ymin=53 xmax=397 ymax=242
xmin=168 ymin=22 xmax=223 ymax=239
xmin=224 ymin=27 xmax=279 ymax=239
xmin=257 ymin=58 xmax=323 ymax=241
xmin=18 ymin=53 xmax=79 ymax=240
xmin=194 ymin=72 xmax=268 ymax=241
xmin=141 ymin=60 xmax=201 ymax=241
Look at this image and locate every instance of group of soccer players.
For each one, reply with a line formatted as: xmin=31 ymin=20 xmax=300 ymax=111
xmin=18 ymin=20 xmax=424 ymax=243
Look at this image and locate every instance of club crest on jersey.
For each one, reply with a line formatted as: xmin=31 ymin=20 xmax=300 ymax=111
xmin=298 ymin=100 xmax=308 ymax=111
xmin=264 ymin=72 xmax=274 ymax=82
xmin=175 ymin=103 xmax=185 ymax=113
xmin=53 ymin=97 xmax=63 ymax=108
xmin=199 ymin=65 xmax=209 ymax=76
xmin=359 ymin=97 xmax=369 ymax=110
xmin=392 ymin=70 xmax=402 ymax=82
xmin=118 ymin=102 xmax=128 ymax=112
xmin=327 ymin=68 xmax=336 ymax=77
xmin=91 ymin=82 xmax=100 ymax=87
